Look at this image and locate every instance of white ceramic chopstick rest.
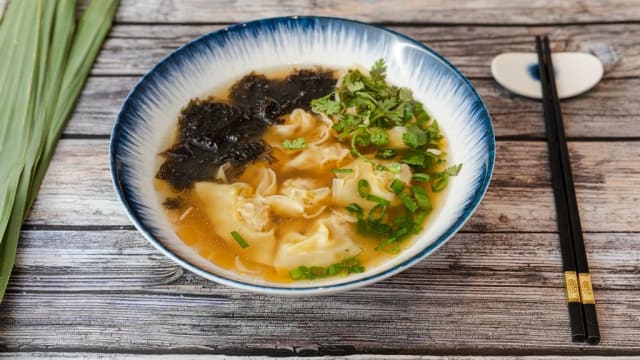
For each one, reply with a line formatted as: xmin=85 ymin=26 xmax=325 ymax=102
xmin=491 ymin=52 xmax=603 ymax=99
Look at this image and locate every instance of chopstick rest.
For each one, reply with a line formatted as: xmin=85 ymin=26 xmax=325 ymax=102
xmin=491 ymin=52 xmax=603 ymax=99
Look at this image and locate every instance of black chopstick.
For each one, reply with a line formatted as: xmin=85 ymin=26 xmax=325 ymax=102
xmin=535 ymin=35 xmax=600 ymax=344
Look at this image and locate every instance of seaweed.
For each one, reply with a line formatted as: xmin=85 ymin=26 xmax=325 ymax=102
xmin=156 ymin=68 xmax=336 ymax=190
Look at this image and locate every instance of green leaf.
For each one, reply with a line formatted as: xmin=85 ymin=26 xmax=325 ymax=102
xmin=370 ymin=58 xmax=387 ymax=81
xmin=402 ymin=126 xmax=427 ymax=148
xmin=375 ymin=148 xmax=397 ymax=160
xmin=366 ymin=127 xmax=389 ymax=146
xmin=402 ymin=151 xmax=426 ymax=167
xmin=445 ymin=163 xmax=463 ymax=176
xmin=311 ymin=95 xmax=341 ymax=115
xmin=0 ymin=0 xmax=120 ymax=303
xmin=346 ymin=80 xmax=364 ymax=93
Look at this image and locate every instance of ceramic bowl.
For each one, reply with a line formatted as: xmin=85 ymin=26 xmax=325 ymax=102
xmin=110 ymin=16 xmax=495 ymax=296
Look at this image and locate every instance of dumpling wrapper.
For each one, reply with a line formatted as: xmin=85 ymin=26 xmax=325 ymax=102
xmin=194 ymin=182 xmax=277 ymax=266
xmin=332 ymin=158 xmax=412 ymax=212
xmin=266 ymin=109 xmax=333 ymax=147
xmin=283 ymin=142 xmax=350 ymax=176
xmin=274 ymin=215 xmax=362 ymax=270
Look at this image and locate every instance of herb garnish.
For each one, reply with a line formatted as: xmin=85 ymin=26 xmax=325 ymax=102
xmin=332 ymin=168 xmax=354 ymax=174
xmin=231 ymin=231 xmax=249 ymax=249
xmin=290 ymin=257 xmax=365 ymax=280
xmin=311 ymin=59 xmax=463 ymax=252
xmin=282 ymin=137 xmax=308 ymax=150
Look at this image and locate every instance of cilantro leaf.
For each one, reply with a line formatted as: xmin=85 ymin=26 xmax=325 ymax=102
xmin=367 ymin=127 xmax=389 ymax=146
xmin=445 ymin=163 xmax=463 ymax=176
xmin=346 ymin=80 xmax=365 ymax=93
xmin=311 ymin=95 xmax=341 ymax=115
xmin=370 ymin=58 xmax=387 ymax=81
xmin=401 ymin=150 xmax=425 ymax=167
xmin=402 ymin=126 xmax=427 ymax=148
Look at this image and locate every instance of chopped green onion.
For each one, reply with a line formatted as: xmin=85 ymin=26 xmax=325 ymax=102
xmin=332 ymin=168 xmax=353 ymax=174
xmin=368 ymin=203 xmax=387 ymax=222
xmin=357 ymin=179 xmax=370 ymax=198
xmin=282 ymin=137 xmax=307 ymax=150
xmin=231 ymin=231 xmax=249 ymax=249
xmin=431 ymin=173 xmax=449 ymax=192
xmin=388 ymin=163 xmax=402 ymax=173
xmin=412 ymin=186 xmax=432 ymax=210
xmin=289 ymin=257 xmax=365 ymax=280
xmin=366 ymin=194 xmax=390 ymax=205
xmin=390 ymin=179 xmax=404 ymax=194
xmin=345 ymin=203 xmax=363 ymax=216
xmin=398 ymin=192 xmax=418 ymax=212
xmin=375 ymin=237 xmax=398 ymax=251
xmin=412 ymin=173 xmax=430 ymax=182
xmin=290 ymin=267 xmax=305 ymax=280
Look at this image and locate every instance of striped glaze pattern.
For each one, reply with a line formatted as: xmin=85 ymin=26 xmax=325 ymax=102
xmin=110 ymin=17 xmax=495 ymax=295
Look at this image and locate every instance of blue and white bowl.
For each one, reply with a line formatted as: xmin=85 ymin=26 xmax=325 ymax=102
xmin=110 ymin=16 xmax=495 ymax=296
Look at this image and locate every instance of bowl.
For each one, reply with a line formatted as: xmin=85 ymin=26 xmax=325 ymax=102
xmin=110 ymin=16 xmax=495 ymax=296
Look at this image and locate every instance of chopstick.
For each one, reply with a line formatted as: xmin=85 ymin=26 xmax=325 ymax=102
xmin=535 ymin=35 xmax=601 ymax=344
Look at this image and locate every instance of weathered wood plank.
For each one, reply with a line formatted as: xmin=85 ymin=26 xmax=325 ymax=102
xmin=66 ymin=76 xmax=640 ymax=139
xmin=1 ymin=355 xmax=639 ymax=360
xmin=94 ymin=24 xmax=639 ymax=79
xmin=8 ymin=231 xmax=640 ymax=292
xmin=0 ymin=287 xmax=638 ymax=352
xmin=3 ymin=224 xmax=639 ymax=354
xmin=26 ymin=139 xmax=640 ymax=233
xmin=112 ymin=0 xmax=640 ymax=25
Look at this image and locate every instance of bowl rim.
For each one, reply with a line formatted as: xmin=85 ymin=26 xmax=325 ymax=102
xmin=109 ymin=15 xmax=496 ymax=295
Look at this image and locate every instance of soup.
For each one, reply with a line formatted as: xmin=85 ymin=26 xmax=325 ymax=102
xmin=155 ymin=60 xmax=460 ymax=282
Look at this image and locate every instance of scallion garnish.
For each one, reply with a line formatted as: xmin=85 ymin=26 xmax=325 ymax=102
xmin=357 ymin=179 xmax=370 ymax=198
xmin=282 ymin=137 xmax=307 ymax=150
xmin=332 ymin=168 xmax=353 ymax=174
xmin=431 ymin=173 xmax=449 ymax=192
xmin=398 ymin=193 xmax=418 ymax=213
xmin=412 ymin=186 xmax=432 ymax=210
xmin=390 ymin=179 xmax=404 ymax=194
xmin=366 ymin=194 xmax=390 ymax=205
xmin=412 ymin=173 xmax=430 ymax=182
xmin=231 ymin=231 xmax=249 ymax=249
xmin=290 ymin=257 xmax=365 ymax=280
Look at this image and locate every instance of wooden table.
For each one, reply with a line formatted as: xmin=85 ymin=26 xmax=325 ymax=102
xmin=1 ymin=1 xmax=639 ymax=358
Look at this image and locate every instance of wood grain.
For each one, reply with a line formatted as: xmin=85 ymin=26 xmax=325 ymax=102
xmin=26 ymin=140 xmax=640 ymax=233
xmin=66 ymin=76 xmax=640 ymax=139
xmin=1 ymin=285 xmax=639 ymax=352
xmin=2 ymin=356 xmax=640 ymax=360
xmin=7 ymin=231 xmax=640 ymax=292
xmin=112 ymin=0 xmax=640 ymax=25
xmin=3 ymin=0 xmax=640 ymax=356
xmin=94 ymin=24 xmax=640 ymax=79
xmin=0 ymin=231 xmax=640 ymax=356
